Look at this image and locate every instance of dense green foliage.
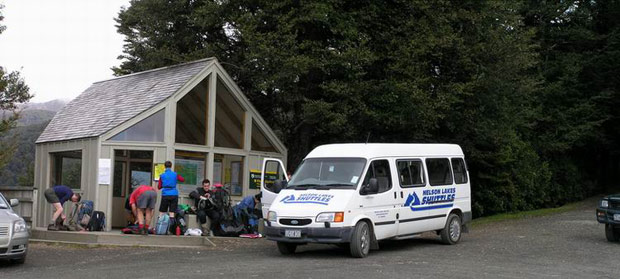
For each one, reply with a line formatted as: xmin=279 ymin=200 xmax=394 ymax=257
xmin=0 ymin=5 xmax=32 ymax=172
xmin=114 ymin=0 xmax=620 ymax=216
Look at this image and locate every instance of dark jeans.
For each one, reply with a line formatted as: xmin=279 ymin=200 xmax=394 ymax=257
xmin=197 ymin=209 xmax=220 ymax=230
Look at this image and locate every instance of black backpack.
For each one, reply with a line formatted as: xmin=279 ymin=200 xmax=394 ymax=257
xmin=87 ymin=211 xmax=106 ymax=231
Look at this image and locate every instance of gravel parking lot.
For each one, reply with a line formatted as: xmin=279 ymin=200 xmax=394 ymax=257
xmin=1 ymin=197 xmax=618 ymax=279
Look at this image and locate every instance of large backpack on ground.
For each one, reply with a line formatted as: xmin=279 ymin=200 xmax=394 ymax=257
xmin=86 ymin=211 xmax=106 ymax=231
xmin=156 ymin=214 xmax=171 ymax=235
xmin=218 ymin=218 xmax=245 ymax=237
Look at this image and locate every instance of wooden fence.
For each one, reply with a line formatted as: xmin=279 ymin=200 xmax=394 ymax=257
xmin=0 ymin=186 xmax=36 ymax=226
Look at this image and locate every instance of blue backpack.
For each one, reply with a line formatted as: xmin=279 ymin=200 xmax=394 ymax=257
xmin=77 ymin=200 xmax=94 ymax=224
xmin=156 ymin=214 xmax=170 ymax=235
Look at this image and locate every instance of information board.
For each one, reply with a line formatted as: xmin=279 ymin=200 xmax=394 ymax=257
xmin=249 ymin=170 xmax=278 ymax=189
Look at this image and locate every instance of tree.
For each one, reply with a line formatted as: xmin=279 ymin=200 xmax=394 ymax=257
xmin=113 ymin=0 xmax=618 ymax=216
xmin=0 ymin=5 xmax=32 ymax=171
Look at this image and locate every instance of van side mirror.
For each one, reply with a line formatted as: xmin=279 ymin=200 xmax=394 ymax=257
xmin=273 ymin=180 xmax=287 ymax=193
xmin=361 ymin=178 xmax=378 ymax=195
xmin=10 ymin=199 xmax=19 ymax=207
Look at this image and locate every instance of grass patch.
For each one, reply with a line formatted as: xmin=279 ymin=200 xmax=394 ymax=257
xmin=471 ymin=200 xmax=584 ymax=227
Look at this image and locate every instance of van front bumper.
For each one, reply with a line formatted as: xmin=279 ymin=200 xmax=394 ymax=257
xmin=263 ymin=224 xmax=353 ymax=244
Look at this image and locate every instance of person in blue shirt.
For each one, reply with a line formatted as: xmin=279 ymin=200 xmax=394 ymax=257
xmin=44 ymin=185 xmax=81 ymax=230
xmin=234 ymin=192 xmax=262 ymax=232
xmin=157 ymin=161 xmax=184 ymax=218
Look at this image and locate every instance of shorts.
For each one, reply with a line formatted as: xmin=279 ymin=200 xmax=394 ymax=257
xmin=159 ymin=195 xmax=178 ymax=213
xmin=137 ymin=190 xmax=157 ymax=209
xmin=44 ymin=188 xmax=60 ymax=204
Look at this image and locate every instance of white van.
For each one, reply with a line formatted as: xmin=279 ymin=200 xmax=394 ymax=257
xmin=260 ymin=143 xmax=471 ymax=258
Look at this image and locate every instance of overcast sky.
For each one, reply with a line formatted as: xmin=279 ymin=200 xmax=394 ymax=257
xmin=0 ymin=0 xmax=130 ymax=102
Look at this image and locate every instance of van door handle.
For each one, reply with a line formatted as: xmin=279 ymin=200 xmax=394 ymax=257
xmin=400 ymin=191 xmax=403 ymax=198
xmin=394 ymin=192 xmax=397 ymax=199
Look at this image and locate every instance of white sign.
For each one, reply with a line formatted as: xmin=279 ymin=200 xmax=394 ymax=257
xmin=98 ymin=158 xmax=111 ymax=185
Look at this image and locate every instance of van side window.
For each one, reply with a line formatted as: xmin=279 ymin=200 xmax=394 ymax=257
xmin=397 ymin=160 xmax=425 ymax=188
xmin=426 ymin=158 xmax=453 ymax=186
xmin=451 ymin=158 xmax=468 ymax=184
xmin=362 ymin=159 xmax=392 ymax=193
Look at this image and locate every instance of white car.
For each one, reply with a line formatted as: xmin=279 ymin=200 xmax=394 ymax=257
xmin=0 ymin=192 xmax=29 ymax=264
xmin=261 ymin=143 xmax=471 ymax=258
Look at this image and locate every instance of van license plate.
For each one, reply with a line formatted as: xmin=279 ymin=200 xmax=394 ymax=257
xmin=285 ymin=230 xmax=301 ymax=238
xmin=614 ymin=214 xmax=620 ymax=221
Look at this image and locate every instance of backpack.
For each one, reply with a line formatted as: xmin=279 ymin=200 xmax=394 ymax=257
xmin=77 ymin=200 xmax=94 ymax=227
xmin=171 ymin=209 xmax=187 ymax=235
xmin=212 ymin=189 xmax=230 ymax=210
xmin=156 ymin=214 xmax=171 ymax=235
xmin=87 ymin=211 xmax=106 ymax=231
xmin=218 ymin=219 xmax=245 ymax=237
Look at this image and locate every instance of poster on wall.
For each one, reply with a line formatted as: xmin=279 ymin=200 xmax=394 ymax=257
xmin=230 ymin=162 xmax=242 ymax=195
xmin=153 ymin=163 xmax=165 ymax=181
xmin=131 ymin=171 xmax=151 ymax=189
xmin=213 ymin=161 xmax=222 ymax=184
xmin=174 ymin=159 xmax=205 ymax=193
xmin=98 ymin=158 xmax=111 ymax=185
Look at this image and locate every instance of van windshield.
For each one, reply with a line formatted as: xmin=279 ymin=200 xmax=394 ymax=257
xmin=287 ymin=158 xmax=366 ymax=190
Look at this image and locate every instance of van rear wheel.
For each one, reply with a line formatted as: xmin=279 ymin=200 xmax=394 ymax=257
xmin=440 ymin=213 xmax=462 ymax=245
xmin=277 ymin=241 xmax=297 ymax=255
xmin=605 ymin=224 xmax=620 ymax=242
xmin=350 ymin=221 xmax=371 ymax=258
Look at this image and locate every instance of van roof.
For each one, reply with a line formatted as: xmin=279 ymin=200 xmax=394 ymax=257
xmin=305 ymin=143 xmax=464 ymax=159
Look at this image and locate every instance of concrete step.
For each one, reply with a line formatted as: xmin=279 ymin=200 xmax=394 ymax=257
xmin=30 ymin=228 xmax=217 ymax=248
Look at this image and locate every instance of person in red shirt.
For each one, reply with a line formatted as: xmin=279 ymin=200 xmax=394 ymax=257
xmin=129 ymin=185 xmax=157 ymax=235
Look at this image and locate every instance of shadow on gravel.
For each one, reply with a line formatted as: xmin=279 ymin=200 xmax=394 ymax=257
xmin=0 ymin=260 xmax=24 ymax=269
xmin=288 ymin=236 xmax=443 ymax=258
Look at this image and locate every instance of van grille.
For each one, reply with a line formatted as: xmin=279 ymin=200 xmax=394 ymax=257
xmin=0 ymin=226 xmax=8 ymax=236
xmin=610 ymin=200 xmax=620 ymax=210
xmin=279 ymin=218 xmax=312 ymax=226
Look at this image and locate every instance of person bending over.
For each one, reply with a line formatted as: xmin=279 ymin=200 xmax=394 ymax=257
xmin=44 ymin=185 xmax=81 ymax=230
xmin=129 ymin=185 xmax=157 ymax=235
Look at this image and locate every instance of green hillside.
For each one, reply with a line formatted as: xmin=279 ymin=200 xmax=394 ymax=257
xmin=0 ymin=121 xmax=49 ymax=185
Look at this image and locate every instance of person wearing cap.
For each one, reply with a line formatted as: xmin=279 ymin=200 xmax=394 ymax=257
xmin=234 ymin=192 xmax=262 ymax=233
xmin=129 ymin=185 xmax=157 ymax=235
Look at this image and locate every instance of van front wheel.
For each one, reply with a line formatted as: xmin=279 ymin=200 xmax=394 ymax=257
xmin=350 ymin=221 xmax=371 ymax=258
xmin=277 ymin=241 xmax=297 ymax=255
xmin=440 ymin=213 xmax=462 ymax=245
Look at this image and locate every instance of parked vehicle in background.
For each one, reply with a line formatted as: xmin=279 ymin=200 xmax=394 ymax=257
xmin=596 ymin=194 xmax=620 ymax=242
xmin=0 ymin=192 xmax=29 ymax=264
xmin=260 ymin=143 xmax=471 ymax=258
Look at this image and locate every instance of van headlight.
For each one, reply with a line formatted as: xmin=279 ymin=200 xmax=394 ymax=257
xmin=14 ymin=220 xmax=27 ymax=233
xmin=267 ymin=211 xmax=277 ymax=222
xmin=601 ymin=199 xmax=609 ymax=208
xmin=316 ymin=212 xmax=344 ymax=223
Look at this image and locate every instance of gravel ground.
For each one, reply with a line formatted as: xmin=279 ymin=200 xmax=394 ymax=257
xmin=1 ymin=197 xmax=618 ymax=279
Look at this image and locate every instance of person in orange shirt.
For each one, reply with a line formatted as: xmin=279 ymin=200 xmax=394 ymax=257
xmin=129 ymin=185 xmax=157 ymax=235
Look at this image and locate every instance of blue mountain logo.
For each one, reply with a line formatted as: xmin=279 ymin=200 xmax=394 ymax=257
xmin=404 ymin=192 xmax=421 ymax=207
xmin=280 ymin=194 xmax=295 ymax=203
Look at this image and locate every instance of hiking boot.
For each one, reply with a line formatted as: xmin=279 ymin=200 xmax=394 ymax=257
xmin=47 ymin=224 xmax=58 ymax=231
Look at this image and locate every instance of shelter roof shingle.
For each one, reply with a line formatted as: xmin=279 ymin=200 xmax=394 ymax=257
xmin=37 ymin=58 xmax=213 ymax=143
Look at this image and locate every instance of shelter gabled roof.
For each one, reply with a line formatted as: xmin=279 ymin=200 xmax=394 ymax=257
xmin=36 ymin=58 xmax=214 ymax=143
